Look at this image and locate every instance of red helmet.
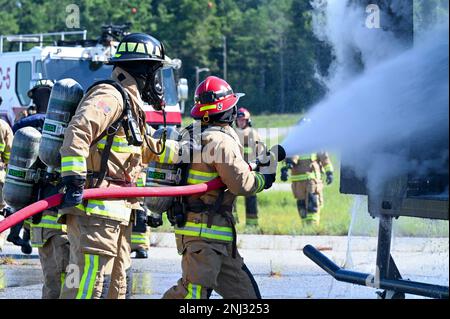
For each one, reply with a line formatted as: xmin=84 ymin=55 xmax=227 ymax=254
xmin=191 ymin=76 xmax=244 ymax=122
xmin=237 ymin=107 xmax=251 ymax=120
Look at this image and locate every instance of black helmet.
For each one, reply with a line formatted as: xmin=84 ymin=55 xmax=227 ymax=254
xmin=27 ymin=79 xmax=54 ymax=98
xmin=27 ymin=79 xmax=54 ymax=114
xmin=109 ymin=33 xmax=165 ymax=64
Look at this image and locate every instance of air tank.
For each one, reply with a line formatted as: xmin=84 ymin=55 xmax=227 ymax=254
xmin=3 ymin=127 xmax=42 ymax=210
xmin=144 ymin=127 xmax=181 ymax=214
xmin=38 ymin=78 xmax=84 ymax=170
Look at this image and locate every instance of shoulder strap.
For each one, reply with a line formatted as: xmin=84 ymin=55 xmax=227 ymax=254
xmin=87 ymin=80 xmax=131 ymax=188
xmin=89 ymin=80 xmax=131 ymax=146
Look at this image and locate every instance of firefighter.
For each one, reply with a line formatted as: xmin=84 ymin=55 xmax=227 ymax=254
xmin=163 ymin=76 xmax=277 ymax=299
xmin=234 ymin=107 xmax=264 ymax=227
xmin=0 ymin=118 xmax=13 ymax=252
xmin=11 ymin=79 xmax=71 ymax=298
xmin=12 ymin=79 xmax=53 ymax=133
xmin=281 ymin=133 xmax=334 ymax=225
xmin=4 ymin=80 xmax=54 ymax=255
xmin=58 ymin=33 xmax=178 ymax=299
xmin=130 ymin=172 xmax=150 ymax=259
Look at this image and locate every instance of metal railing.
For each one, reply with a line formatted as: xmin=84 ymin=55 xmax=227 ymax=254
xmin=0 ymin=30 xmax=87 ymax=53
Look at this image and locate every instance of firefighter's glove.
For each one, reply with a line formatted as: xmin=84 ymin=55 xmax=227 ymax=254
xmin=280 ymin=167 xmax=289 ymax=182
xmin=60 ymin=175 xmax=85 ymax=209
xmin=262 ymin=173 xmax=276 ymax=190
xmin=147 ymin=211 xmax=163 ymax=228
xmin=1 ymin=206 xmax=13 ymax=217
xmin=326 ymin=171 xmax=334 ymax=185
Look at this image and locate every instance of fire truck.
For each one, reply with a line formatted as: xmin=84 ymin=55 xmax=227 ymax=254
xmin=0 ymin=25 xmax=188 ymax=127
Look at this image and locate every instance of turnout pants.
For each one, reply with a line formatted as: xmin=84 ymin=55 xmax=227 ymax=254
xmin=245 ymin=195 xmax=258 ymax=226
xmin=38 ymin=233 xmax=70 ymax=299
xmin=291 ymin=180 xmax=324 ymax=224
xmin=60 ymin=214 xmax=132 ymax=299
xmin=131 ymin=229 xmax=150 ymax=252
xmin=163 ymin=239 xmax=261 ymax=299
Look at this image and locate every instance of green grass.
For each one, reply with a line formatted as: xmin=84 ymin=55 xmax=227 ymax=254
xmin=249 ymin=112 xmax=303 ymax=128
xmin=234 ymin=157 xmax=354 ymax=235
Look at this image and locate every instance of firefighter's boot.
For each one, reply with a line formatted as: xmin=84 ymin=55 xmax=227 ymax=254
xmin=134 ymin=249 xmax=148 ymax=259
xmin=297 ymin=200 xmax=307 ymax=220
xmin=21 ymin=227 xmax=32 ymax=255
xmin=245 ymin=195 xmax=258 ymax=227
xmin=7 ymin=221 xmax=26 ymax=247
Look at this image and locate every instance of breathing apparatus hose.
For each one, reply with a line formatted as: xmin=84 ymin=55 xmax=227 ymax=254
xmin=145 ymin=106 xmax=167 ymax=156
xmin=0 ymin=177 xmax=225 ymax=234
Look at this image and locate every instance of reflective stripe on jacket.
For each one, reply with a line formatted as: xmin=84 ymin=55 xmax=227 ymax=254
xmin=175 ymin=221 xmax=233 ymax=242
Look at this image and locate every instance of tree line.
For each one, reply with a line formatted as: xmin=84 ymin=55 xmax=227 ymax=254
xmin=0 ymin=0 xmax=333 ymax=114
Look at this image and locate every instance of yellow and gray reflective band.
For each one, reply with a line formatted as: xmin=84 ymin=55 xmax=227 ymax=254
xmin=131 ymin=232 xmax=149 ymax=244
xmin=244 ymin=146 xmax=253 ymax=154
xmin=175 ymin=222 xmax=233 ymax=242
xmin=3 ymin=151 xmax=10 ymax=162
xmin=31 ymin=242 xmax=45 ymax=248
xmin=185 ymin=283 xmax=202 ymax=299
xmin=61 ymin=156 xmax=87 ymax=174
xmin=35 ymin=79 xmax=53 ymax=87
xmin=136 ymin=176 xmax=145 ymax=187
xmin=299 ymin=154 xmax=318 ymax=161
xmin=304 ymin=212 xmax=320 ymax=222
xmin=30 ymin=214 xmax=63 ymax=230
xmin=254 ymin=172 xmax=266 ymax=193
xmin=0 ymin=143 xmax=5 ymax=152
xmin=324 ymin=163 xmax=334 ymax=173
xmin=76 ymin=254 xmax=100 ymax=299
xmin=199 ymin=104 xmax=216 ymax=112
xmin=116 ymin=41 xmax=161 ymax=57
xmin=186 ymin=169 xmax=218 ymax=185
xmin=291 ymin=172 xmax=319 ymax=182
xmin=97 ymin=136 xmax=140 ymax=153
xmin=159 ymin=140 xmax=177 ymax=164
xmin=80 ymin=199 xmax=130 ymax=221
xmin=246 ymin=217 xmax=258 ymax=226
xmin=61 ymin=272 xmax=66 ymax=293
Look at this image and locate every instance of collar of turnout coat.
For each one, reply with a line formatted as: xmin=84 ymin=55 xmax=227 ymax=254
xmin=111 ymin=67 xmax=146 ymax=119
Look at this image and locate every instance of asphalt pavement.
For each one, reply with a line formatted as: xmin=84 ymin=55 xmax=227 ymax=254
xmin=1 ymin=233 xmax=448 ymax=299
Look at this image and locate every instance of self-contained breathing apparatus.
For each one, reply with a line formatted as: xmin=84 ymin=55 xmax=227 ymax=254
xmin=3 ymin=76 xmax=163 ymax=215
xmin=3 ymin=79 xmax=84 ymax=225
xmin=143 ymin=120 xmax=286 ymax=228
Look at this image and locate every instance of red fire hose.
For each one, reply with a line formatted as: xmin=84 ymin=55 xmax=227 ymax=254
xmin=0 ymin=178 xmax=225 ymax=234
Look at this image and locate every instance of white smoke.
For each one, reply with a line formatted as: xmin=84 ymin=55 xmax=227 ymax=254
xmin=283 ymin=1 xmax=449 ymax=197
xmin=310 ymin=0 xmax=407 ymax=92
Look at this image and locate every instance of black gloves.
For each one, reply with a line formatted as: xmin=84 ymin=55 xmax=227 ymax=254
xmin=281 ymin=167 xmax=289 ymax=182
xmin=326 ymin=171 xmax=334 ymax=185
xmin=262 ymin=173 xmax=276 ymax=190
xmin=147 ymin=211 xmax=163 ymax=228
xmin=60 ymin=175 xmax=85 ymax=209
xmin=0 ymin=206 xmax=13 ymax=217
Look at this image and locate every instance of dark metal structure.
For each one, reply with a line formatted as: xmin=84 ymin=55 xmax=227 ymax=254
xmin=306 ymin=159 xmax=449 ymax=299
xmin=303 ymin=0 xmax=449 ymax=299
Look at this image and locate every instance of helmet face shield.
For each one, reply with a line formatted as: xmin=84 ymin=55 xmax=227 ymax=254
xmin=195 ymin=89 xmax=234 ymax=105
xmin=142 ymin=65 xmax=165 ymax=109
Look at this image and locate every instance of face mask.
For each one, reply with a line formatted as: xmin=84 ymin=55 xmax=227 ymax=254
xmin=142 ymin=64 xmax=165 ymax=110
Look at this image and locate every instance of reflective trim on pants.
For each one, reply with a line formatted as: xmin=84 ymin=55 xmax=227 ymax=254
xmin=185 ymin=283 xmax=202 ymax=299
xmin=76 ymin=254 xmax=100 ymax=299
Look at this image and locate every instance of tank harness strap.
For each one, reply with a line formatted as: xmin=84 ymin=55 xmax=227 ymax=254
xmin=207 ymin=189 xmax=224 ymax=228
xmin=86 ymin=80 xmax=131 ymax=188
